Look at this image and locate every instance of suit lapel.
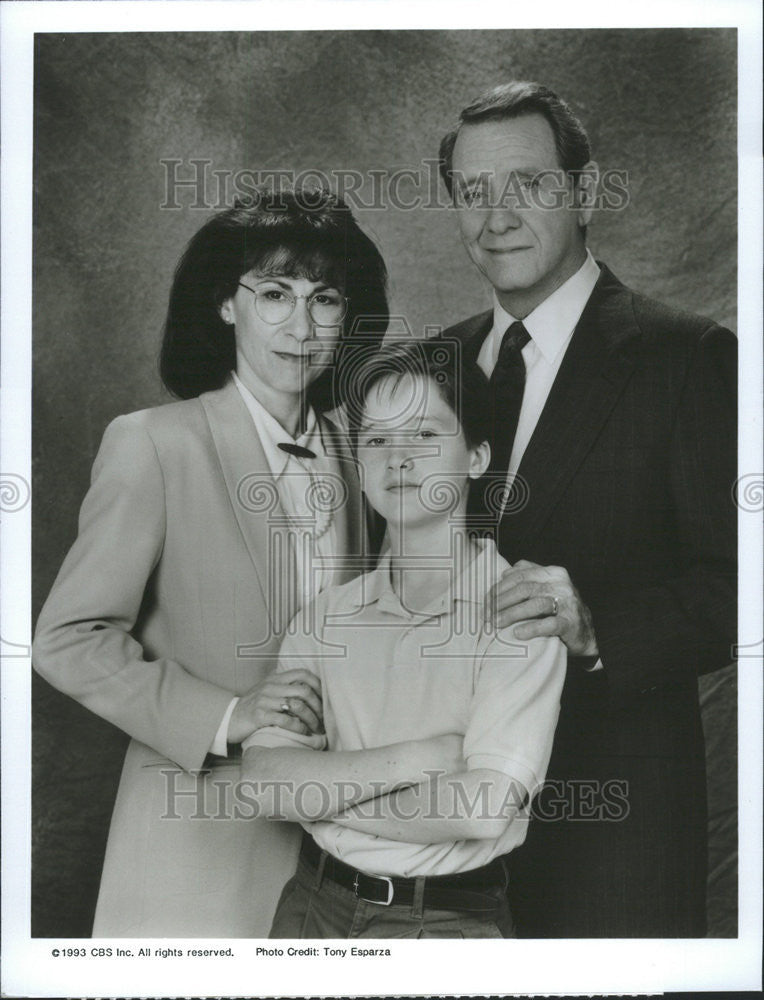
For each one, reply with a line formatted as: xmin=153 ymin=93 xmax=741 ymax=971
xmin=504 ymin=265 xmax=642 ymax=553
xmin=200 ymin=380 xmax=297 ymax=634
xmin=457 ymin=310 xmax=493 ymax=364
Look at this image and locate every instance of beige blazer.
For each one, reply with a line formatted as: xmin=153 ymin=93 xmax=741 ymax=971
xmin=33 ymin=379 xmax=368 ymax=937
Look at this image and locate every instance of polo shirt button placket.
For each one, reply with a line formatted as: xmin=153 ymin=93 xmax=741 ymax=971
xmin=392 ymin=629 xmax=410 ymax=668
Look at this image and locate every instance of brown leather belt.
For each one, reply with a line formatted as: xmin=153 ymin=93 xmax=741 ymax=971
xmin=300 ymin=832 xmax=507 ymax=913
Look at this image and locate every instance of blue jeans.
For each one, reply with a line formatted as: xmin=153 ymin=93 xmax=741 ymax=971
xmin=269 ymin=855 xmax=517 ymax=939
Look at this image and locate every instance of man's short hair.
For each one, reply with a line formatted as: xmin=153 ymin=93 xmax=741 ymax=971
xmin=348 ymin=338 xmax=491 ymax=449
xmin=439 ymin=80 xmax=592 ymax=197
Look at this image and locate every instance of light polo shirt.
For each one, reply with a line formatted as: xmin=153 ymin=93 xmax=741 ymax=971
xmin=477 ymin=250 xmax=600 ymax=476
xmin=244 ymin=537 xmax=566 ymax=877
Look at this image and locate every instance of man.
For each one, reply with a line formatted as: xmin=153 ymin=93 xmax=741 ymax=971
xmin=438 ymin=81 xmax=737 ymax=937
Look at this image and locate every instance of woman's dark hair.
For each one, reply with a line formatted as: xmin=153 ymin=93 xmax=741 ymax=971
xmin=439 ymin=80 xmax=592 ymax=196
xmin=159 ymin=187 xmax=389 ymax=407
xmin=347 ymin=338 xmax=491 ymax=449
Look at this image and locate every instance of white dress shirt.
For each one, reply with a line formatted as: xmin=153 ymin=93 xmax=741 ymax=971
xmin=477 ymin=250 xmax=600 ymax=476
xmin=210 ymin=372 xmax=342 ymax=755
xmin=477 ymin=251 xmax=603 ymax=672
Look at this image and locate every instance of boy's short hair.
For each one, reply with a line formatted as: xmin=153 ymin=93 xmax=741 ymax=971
xmin=348 ymin=338 xmax=491 ymax=448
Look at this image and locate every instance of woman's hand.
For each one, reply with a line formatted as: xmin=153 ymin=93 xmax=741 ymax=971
xmin=227 ymin=669 xmax=324 ymax=743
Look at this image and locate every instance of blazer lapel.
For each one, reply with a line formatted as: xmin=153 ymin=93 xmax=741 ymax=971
xmin=320 ymin=413 xmax=371 ymax=582
xmin=200 ymin=380 xmax=298 ymax=635
xmin=503 ymin=265 xmax=642 ymax=553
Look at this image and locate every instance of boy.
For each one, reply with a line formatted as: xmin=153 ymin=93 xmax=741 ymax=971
xmin=242 ymin=340 xmax=566 ymax=938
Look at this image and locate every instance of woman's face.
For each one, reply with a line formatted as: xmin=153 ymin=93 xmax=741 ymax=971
xmin=220 ymin=270 xmax=343 ymax=406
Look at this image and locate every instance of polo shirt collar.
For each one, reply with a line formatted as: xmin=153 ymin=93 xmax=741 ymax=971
xmin=492 ymin=249 xmax=600 ymax=365
xmin=350 ymin=537 xmax=508 ymax=619
xmin=429 ymin=537 xmax=507 ymax=612
xmin=350 ymin=551 xmax=395 ymax=609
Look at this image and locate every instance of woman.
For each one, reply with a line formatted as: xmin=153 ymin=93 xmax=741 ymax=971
xmin=32 ymin=188 xmax=390 ymax=937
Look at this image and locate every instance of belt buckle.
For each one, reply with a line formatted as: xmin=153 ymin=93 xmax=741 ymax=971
xmin=353 ymin=871 xmax=394 ymax=906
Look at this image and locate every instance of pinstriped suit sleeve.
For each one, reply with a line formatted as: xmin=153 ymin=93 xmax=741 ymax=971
xmin=591 ymin=323 xmax=737 ymax=700
xmin=32 ymin=415 xmax=235 ymax=771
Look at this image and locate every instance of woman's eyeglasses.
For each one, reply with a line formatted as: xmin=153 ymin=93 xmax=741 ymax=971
xmin=237 ymin=281 xmax=348 ymax=327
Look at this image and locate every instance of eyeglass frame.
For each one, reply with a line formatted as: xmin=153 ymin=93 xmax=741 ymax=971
xmin=236 ymin=280 xmax=349 ymax=327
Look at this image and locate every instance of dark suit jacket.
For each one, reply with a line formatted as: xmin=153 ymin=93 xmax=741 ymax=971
xmin=444 ymin=263 xmax=737 ymax=936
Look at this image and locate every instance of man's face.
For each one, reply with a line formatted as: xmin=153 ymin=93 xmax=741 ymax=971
xmin=451 ymin=113 xmax=590 ymax=316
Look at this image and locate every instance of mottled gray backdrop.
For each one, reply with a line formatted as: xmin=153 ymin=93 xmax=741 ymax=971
xmin=32 ymin=28 xmax=737 ymax=936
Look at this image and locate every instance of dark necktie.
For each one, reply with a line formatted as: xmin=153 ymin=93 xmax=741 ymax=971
xmin=469 ymin=321 xmax=530 ymax=521
xmin=488 ymin=321 xmax=531 ymax=479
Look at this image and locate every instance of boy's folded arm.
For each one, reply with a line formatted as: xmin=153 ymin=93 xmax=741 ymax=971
xmin=329 ymin=629 xmax=567 ymax=845
xmin=241 ymin=732 xmax=464 ymax=823
xmin=331 ymin=767 xmax=528 ymax=843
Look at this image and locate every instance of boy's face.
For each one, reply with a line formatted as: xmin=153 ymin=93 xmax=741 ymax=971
xmin=356 ymin=373 xmax=489 ymax=528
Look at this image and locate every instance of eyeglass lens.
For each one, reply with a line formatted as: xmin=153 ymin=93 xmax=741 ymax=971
xmin=238 ymin=282 xmax=347 ymax=326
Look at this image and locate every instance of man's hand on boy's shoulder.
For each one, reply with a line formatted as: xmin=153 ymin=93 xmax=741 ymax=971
xmin=486 ymin=559 xmax=599 ymax=658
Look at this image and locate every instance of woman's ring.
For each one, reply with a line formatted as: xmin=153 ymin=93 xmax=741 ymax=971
xmin=550 ymin=596 xmax=559 ymax=616
xmin=280 ymin=699 xmax=292 ymax=715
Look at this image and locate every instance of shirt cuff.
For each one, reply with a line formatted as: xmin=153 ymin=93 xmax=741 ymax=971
xmin=570 ymin=654 xmax=604 ymax=672
xmin=465 ymin=753 xmax=541 ymax=803
xmin=209 ymin=697 xmax=239 ymax=756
